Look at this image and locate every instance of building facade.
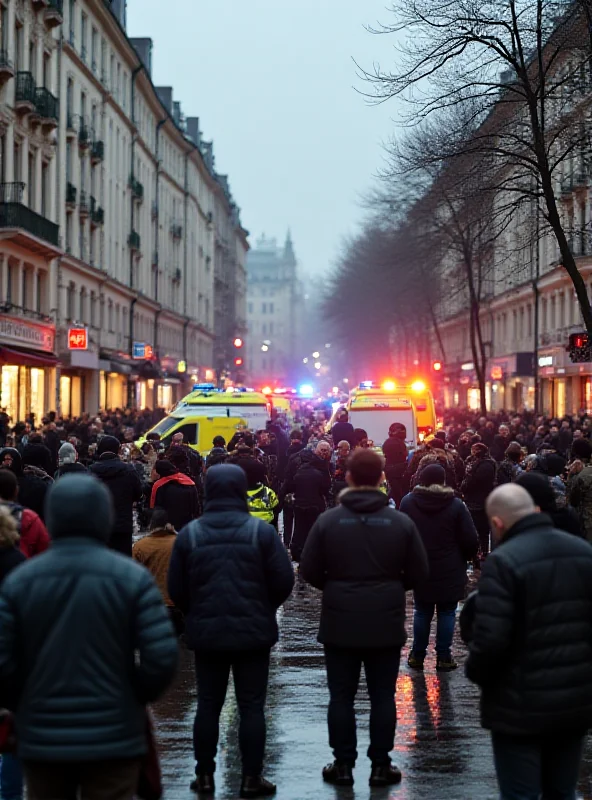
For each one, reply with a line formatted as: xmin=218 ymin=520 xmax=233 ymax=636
xmin=246 ymin=232 xmax=303 ymax=387
xmin=0 ymin=0 xmax=248 ymax=422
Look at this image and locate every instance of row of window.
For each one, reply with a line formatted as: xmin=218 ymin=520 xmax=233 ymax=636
xmin=1 ymin=261 xmax=48 ymax=315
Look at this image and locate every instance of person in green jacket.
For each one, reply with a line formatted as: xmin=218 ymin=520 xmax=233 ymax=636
xmin=247 ymin=483 xmax=280 ymax=527
xmin=0 ymin=474 xmax=178 ymax=800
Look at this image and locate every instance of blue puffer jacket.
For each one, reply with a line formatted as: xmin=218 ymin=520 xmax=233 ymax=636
xmin=0 ymin=474 xmax=178 ymax=762
xmin=168 ymin=464 xmax=294 ymax=651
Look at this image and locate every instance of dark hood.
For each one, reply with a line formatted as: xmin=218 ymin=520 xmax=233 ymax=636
xmin=204 ymin=464 xmax=249 ymax=514
xmin=0 ymin=448 xmax=23 ymax=476
xmin=339 ymin=488 xmax=389 ymax=514
xmin=46 ymin=474 xmax=113 ymax=541
xmin=287 ymin=442 xmax=304 ymax=457
xmin=21 ymin=442 xmax=51 ymax=469
xmin=301 ymin=451 xmax=328 ymax=471
xmin=56 ymin=462 xmax=88 ymax=477
xmin=91 ymin=454 xmax=131 ymax=480
xmin=411 ymin=484 xmax=456 ymax=513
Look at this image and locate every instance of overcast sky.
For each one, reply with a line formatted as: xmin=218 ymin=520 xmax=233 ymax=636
xmin=127 ymin=0 xmax=401 ymax=277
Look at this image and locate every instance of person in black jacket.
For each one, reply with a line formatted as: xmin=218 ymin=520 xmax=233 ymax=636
xmin=54 ymin=442 xmax=88 ymax=480
xmin=282 ymin=441 xmax=332 ymax=562
xmin=168 ymin=464 xmax=294 ymax=799
xmin=399 ymin=464 xmax=478 ymax=671
xmin=300 ymin=449 xmax=428 ymax=790
xmin=466 ymin=484 xmax=592 ymax=800
xmin=89 ymin=436 xmax=143 ymax=555
xmin=331 ymin=410 xmax=356 ymax=449
xmin=516 ymin=471 xmax=584 ymax=537
xmin=460 ymin=442 xmax=497 ymax=565
xmin=382 ymin=423 xmax=408 ymax=507
xmin=282 ymin=431 xmax=306 ymax=546
xmin=0 ymin=446 xmax=53 ymax=523
xmin=149 ymin=459 xmax=199 ymax=531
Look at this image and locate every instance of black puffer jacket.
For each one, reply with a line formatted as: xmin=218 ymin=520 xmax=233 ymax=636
xmin=466 ymin=513 xmax=592 ymax=735
xmin=151 ymin=475 xmax=199 ymax=531
xmin=461 ymin=456 xmax=497 ymax=511
xmin=54 ymin=462 xmax=88 ymax=480
xmin=0 ymin=448 xmax=53 ymax=521
xmin=168 ymin=465 xmax=294 ymax=651
xmin=89 ymin=454 xmax=143 ymax=553
xmin=399 ymin=485 xmax=478 ymax=603
xmin=331 ymin=420 xmax=356 ymax=449
xmin=300 ymin=489 xmax=428 ymax=648
xmin=285 ymin=451 xmax=331 ymax=510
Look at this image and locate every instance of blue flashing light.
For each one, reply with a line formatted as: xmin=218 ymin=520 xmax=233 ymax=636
xmin=360 ymin=380 xmax=376 ymax=389
xmin=298 ymin=384 xmax=315 ymax=398
xmin=193 ymin=383 xmax=217 ymax=391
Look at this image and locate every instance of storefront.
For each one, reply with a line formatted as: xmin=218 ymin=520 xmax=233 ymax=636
xmin=0 ymin=315 xmax=57 ymax=424
xmin=59 ymin=345 xmax=101 ymax=417
xmin=487 ymin=353 xmax=536 ymax=412
xmin=99 ymin=352 xmax=133 ymax=411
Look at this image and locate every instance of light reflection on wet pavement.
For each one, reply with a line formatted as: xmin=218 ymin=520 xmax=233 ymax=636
xmin=153 ymin=573 xmax=592 ymax=800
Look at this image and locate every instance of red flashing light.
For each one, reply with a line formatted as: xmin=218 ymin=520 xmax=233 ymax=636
xmin=234 ymin=357 xmax=244 ymax=367
xmin=233 ymin=337 xmax=244 ymax=349
xmin=572 ymin=334 xmax=588 ymax=349
xmin=433 ymin=361 xmax=442 ymax=372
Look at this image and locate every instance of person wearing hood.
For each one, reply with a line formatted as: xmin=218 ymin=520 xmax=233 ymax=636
xmin=89 ymin=435 xmax=143 ymax=555
xmin=0 ymin=474 xmax=178 ymax=800
xmin=150 ymin=458 xmax=199 ymax=532
xmin=517 ymin=472 xmax=584 ymax=537
xmin=0 ymin=469 xmax=49 ymax=559
xmin=461 ymin=442 xmax=497 ymax=564
xmin=300 ymin=449 xmax=428 ymax=790
xmin=168 ymin=464 xmax=294 ymax=799
xmin=400 ymin=464 xmax=479 ymax=671
xmin=0 ymin=447 xmax=52 ymax=523
xmin=331 ymin=410 xmax=356 ymax=450
xmin=20 ymin=434 xmax=53 ymax=477
xmin=382 ymin=423 xmax=408 ymax=507
xmin=54 ymin=442 xmax=87 ymax=480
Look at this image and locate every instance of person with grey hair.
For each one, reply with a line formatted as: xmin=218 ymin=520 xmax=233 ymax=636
xmin=466 ymin=483 xmax=592 ymax=800
xmin=55 ymin=442 xmax=87 ymax=480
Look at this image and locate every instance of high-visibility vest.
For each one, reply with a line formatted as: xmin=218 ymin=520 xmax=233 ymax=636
xmin=247 ymin=484 xmax=279 ymax=524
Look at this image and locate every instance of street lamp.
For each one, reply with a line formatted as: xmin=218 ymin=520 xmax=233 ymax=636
xmin=314 ymin=361 xmax=322 ymax=370
xmin=261 ymin=344 xmax=269 ymax=352
xmin=312 ymin=351 xmax=320 ymax=359
xmin=303 ymin=357 xmax=309 ymax=364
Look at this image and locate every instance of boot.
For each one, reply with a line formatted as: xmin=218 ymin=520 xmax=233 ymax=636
xmin=407 ymin=651 xmax=425 ymax=670
xmin=436 ymin=655 xmax=459 ymax=672
xmin=239 ymin=775 xmax=277 ymax=798
xmin=369 ymin=764 xmax=402 ymax=787
xmin=322 ymin=761 xmax=354 ymax=786
xmin=189 ymin=774 xmax=215 ymax=795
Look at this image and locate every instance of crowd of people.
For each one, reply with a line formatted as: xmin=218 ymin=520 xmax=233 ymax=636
xmin=0 ymin=405 xmax=592 ymax=797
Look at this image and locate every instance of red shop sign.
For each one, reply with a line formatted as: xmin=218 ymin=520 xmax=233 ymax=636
xmin=68 ymin=328 xmax=88 ymax=350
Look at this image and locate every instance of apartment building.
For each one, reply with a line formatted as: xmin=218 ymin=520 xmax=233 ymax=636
xmin=0 ymin=0 xmax=248 ymax=421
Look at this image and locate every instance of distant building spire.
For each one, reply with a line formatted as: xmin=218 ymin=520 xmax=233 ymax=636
xmin=284 ymin=228 xmax=296 ymax=268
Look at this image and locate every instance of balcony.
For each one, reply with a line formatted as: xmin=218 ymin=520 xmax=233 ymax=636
xmin=170 ymin=223 xmax=183 ymax=239
xmin=15 ymin=72 xmax=36 ymax=114
xmin=32 ymin=0 xmax=49 ymax=7
xmin=66 ymin=182 xmax=77 ymax=209
xmin=91 ymin=205 xmax=104 ymax=227
xmin=91 ymin=139 xmax=104 ymax=164
xmin=33 ymin=87 xmax=59 ymax=128
xmin=44 ymin=0 xmax=64 ymax=28
xmin=78 ymin=120 xmax=91 ymax=149
xmin=561 ymin=177 xmax=574 ymax=198
xmin=79 ymin=190 xmax=90 ymax=217
xmin=129 ymin=176 xmax=144 ymax=203
xmin=0 ymin=50 xmax=14 ymax=85
xmin=128 ymin=230 xmax=140 ymax=251
xmin=0 ymin=184 xmax=60 ymax=253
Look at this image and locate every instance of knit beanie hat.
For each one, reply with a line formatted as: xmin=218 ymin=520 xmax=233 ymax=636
xmin=420 ymin=463 xmax=446 ymax=487
xmin=572 ymin=438 xmax=592 ymax=460
xmin=154 ymin=459 xmax=178 ymax=478
xmin=58 ymin=442 xmax=77 ymax=466
xmin=97 ymin=435 xmax=121 ymax=456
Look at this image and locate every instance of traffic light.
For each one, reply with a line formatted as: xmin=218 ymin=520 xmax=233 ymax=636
xmin=568 ymin=332 xmax=591 ymax=363
xmin=233 ymin=337 xmax=244 ymax=349
xmin=432 ymin=361 xmax=443 ymax=372
xmin=234 ymin=357 xmax=244 ymax=367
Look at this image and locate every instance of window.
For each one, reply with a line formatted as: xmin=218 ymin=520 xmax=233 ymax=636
xmin=90 ymin=291 xmax=96 ymax=327
xmin=36 ymin=272 xmax=42 ymax=313
xmin=68 ymin=0 xmax=75 ymax=45
xmin=269 ymin=302 xmax=274 ymax=314
xmin=108 ymin=300 xmax=113 ymax=331
xmin=101 ymin=38 xmax=107 ymax=83
xmin=80 ymin=13 xmax=87 ymax=61
xmin=248 ymin=302 xmax=253 ymax=314
xmin=66 ymin=282 xmax=75 ymax=320
xmin=91 ymin=27 xmax=98 ymax=72
xmin=262 ymin=302 xmax=267 ymax=313
xmin=21 ymin=268 xmax=27 ymax=310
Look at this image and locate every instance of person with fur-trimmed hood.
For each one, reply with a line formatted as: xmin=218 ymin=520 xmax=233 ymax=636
xmin=400 ymin=463 xmax=478 ymax=671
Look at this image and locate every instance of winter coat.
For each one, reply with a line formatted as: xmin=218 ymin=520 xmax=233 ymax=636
xmin=89 ymin=453 xmax=143 ymax=552
xmin=150 ymin=473 xmax=199 ymax=531
xmin=331 ymin=420 xmax=356 ymax=449
xmin=0 ymin=502 xmax=50 ymax=558
xmin=247 ymin=484 xmax=280 ymax=525
xmin=567 ymin=464 xmax=592 ymax=541
xmin=42 ymin=430 xmax=62 ymax=474
xmin=399 ymin=485 xmax=478 ymax=604
xmin=54 ymin=461 xmax=88 ymax=480
xmin=0 ymin=507 xmax=25 ymax=585
xmin=18 ymin=466 xmax=53 ymax=522
xmin=411 ymin=451 xmax=457 ymax=491
xmin=382 ymin=435 xmax=408 ymax=478
xmin=132 ymin=528 xmax=177 ymax=607
xmin=461 ymin=456 xmax=497 ymax=511
xmin=466 ymin=513 xmax=592 ymax=736
xmin=168 ymin=464 xmax=294 ymax=651
xmin=490 ymin=435 xmax=510 ymax=463
xmin=300 ymin=488 xmax=429 ymax=648
xmin=287 ymin=451 xmax=332 ymax=510
xmin=0 ymin=474 xmax=178 ymax=762
xmin=495 ymin=459 xmax=522 ymax=486
xmin=21 ymin=442 xmax=53 ymax=477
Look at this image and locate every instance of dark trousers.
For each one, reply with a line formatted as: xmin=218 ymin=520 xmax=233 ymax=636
xmin=109 ymin=531 xmax=133 ymax=557
xmin=412 ymin=600 xmax=457 ymax=658
xmin=282 ymin=506 xmax=294 ymax=548
xmin=24 ymin=758 xmax=141 ymax=800
xmin=491 ymin=731 xmax=584 ymax=800
xmin=194 ymin=649 xmax=270 ymax=777
xmin=291 ymin=506 xmax=320 ymax=562
xmin=470 ymin=509 xmax=490 ymax=559
xmin=324 ymin=644 xmax=401 ymax=766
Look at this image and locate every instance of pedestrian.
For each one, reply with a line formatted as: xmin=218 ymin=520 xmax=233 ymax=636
xmin=150 ymin=459 xmax=200 ymax=532
xmin=331 ymin=409 xmax=356 ymax=449
xmin=133 ymin=507 xmax=183 ymax=635
xmin=165 ymin=432 xmax=204 ymax=490
xmin=54 ymin=441 xmax=87 ymax=480
xmin=168 ymin=464 xmax=294 ymax=798
xmin=332 ymin=440 xmax=351 ymax=500
xmin=399 ymin=463 xmax=478 ymax=671
xmin=0 ymin=474 xmax=178 ymax=800
xmin=464 ymin=484 xmax=592 ymax=800
xmin=0 ymin=447 xmax=53 ymax=523
xmin=300 ymin=449 xmax=428 ymax=788
xmin=0 ymin=470 xmax=50 ymax=558
xmin=89 ymin=435 xmax=143 ymax=555
xmin=517 ymin=471 xmax=584 ymax=537
xmin=282 ymin=431 xmax=306 ymax=547
xmin=20 ymin=434 xmax=53 ymax=477
xmin=460 ymin=442 xmax=497 ymax=565
xmin=281 ymin=441 xmax=332 ymax=562
xmin=382 ymin=423 xmax=408 ymax=507
xmin=495 ymin=442 xmax=523 ymax=485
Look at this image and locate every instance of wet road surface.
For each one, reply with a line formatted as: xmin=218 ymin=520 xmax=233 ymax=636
xmin=153 ymin=573 xmax=592 ymax=800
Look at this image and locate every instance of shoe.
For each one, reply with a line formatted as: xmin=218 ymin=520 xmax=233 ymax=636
xmin=369 ymin=764 xmax=402 ymax=787
xmin=407 ymin=651 xmax=425 ymax=670
xmin=190 ymin=774 xmax=215 ymax=795
xmin=322 ymin=761 xmax=354 ymax=786
xmin=240 ymin=775 xmax=277 ymax=798
xmin=436 ymin=656 xmax=459 ymax=672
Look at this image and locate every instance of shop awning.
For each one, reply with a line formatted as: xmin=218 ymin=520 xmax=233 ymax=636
xmin=0 ymin=346 xmax=58 ymax=368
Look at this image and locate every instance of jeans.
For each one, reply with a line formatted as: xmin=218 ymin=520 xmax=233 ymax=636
xmin=324 ymin=645 xmax=401 ymax=766
xmin=491 ymin=731 xmax=584 ymax=800
xmin=470 ymin=509 xmax=490 ymax=559
xmin=0 ymin=754 xmax=23 ymax=800
xmin=412 ymin=600 xmax=457 ymax=659
xmin=194 ymin=649 xmax=270 ymax=777
xmin=291 ymin=507 xmax=320 ymax=562
xmin=24 ymin=758 xmax=141 ymax=800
